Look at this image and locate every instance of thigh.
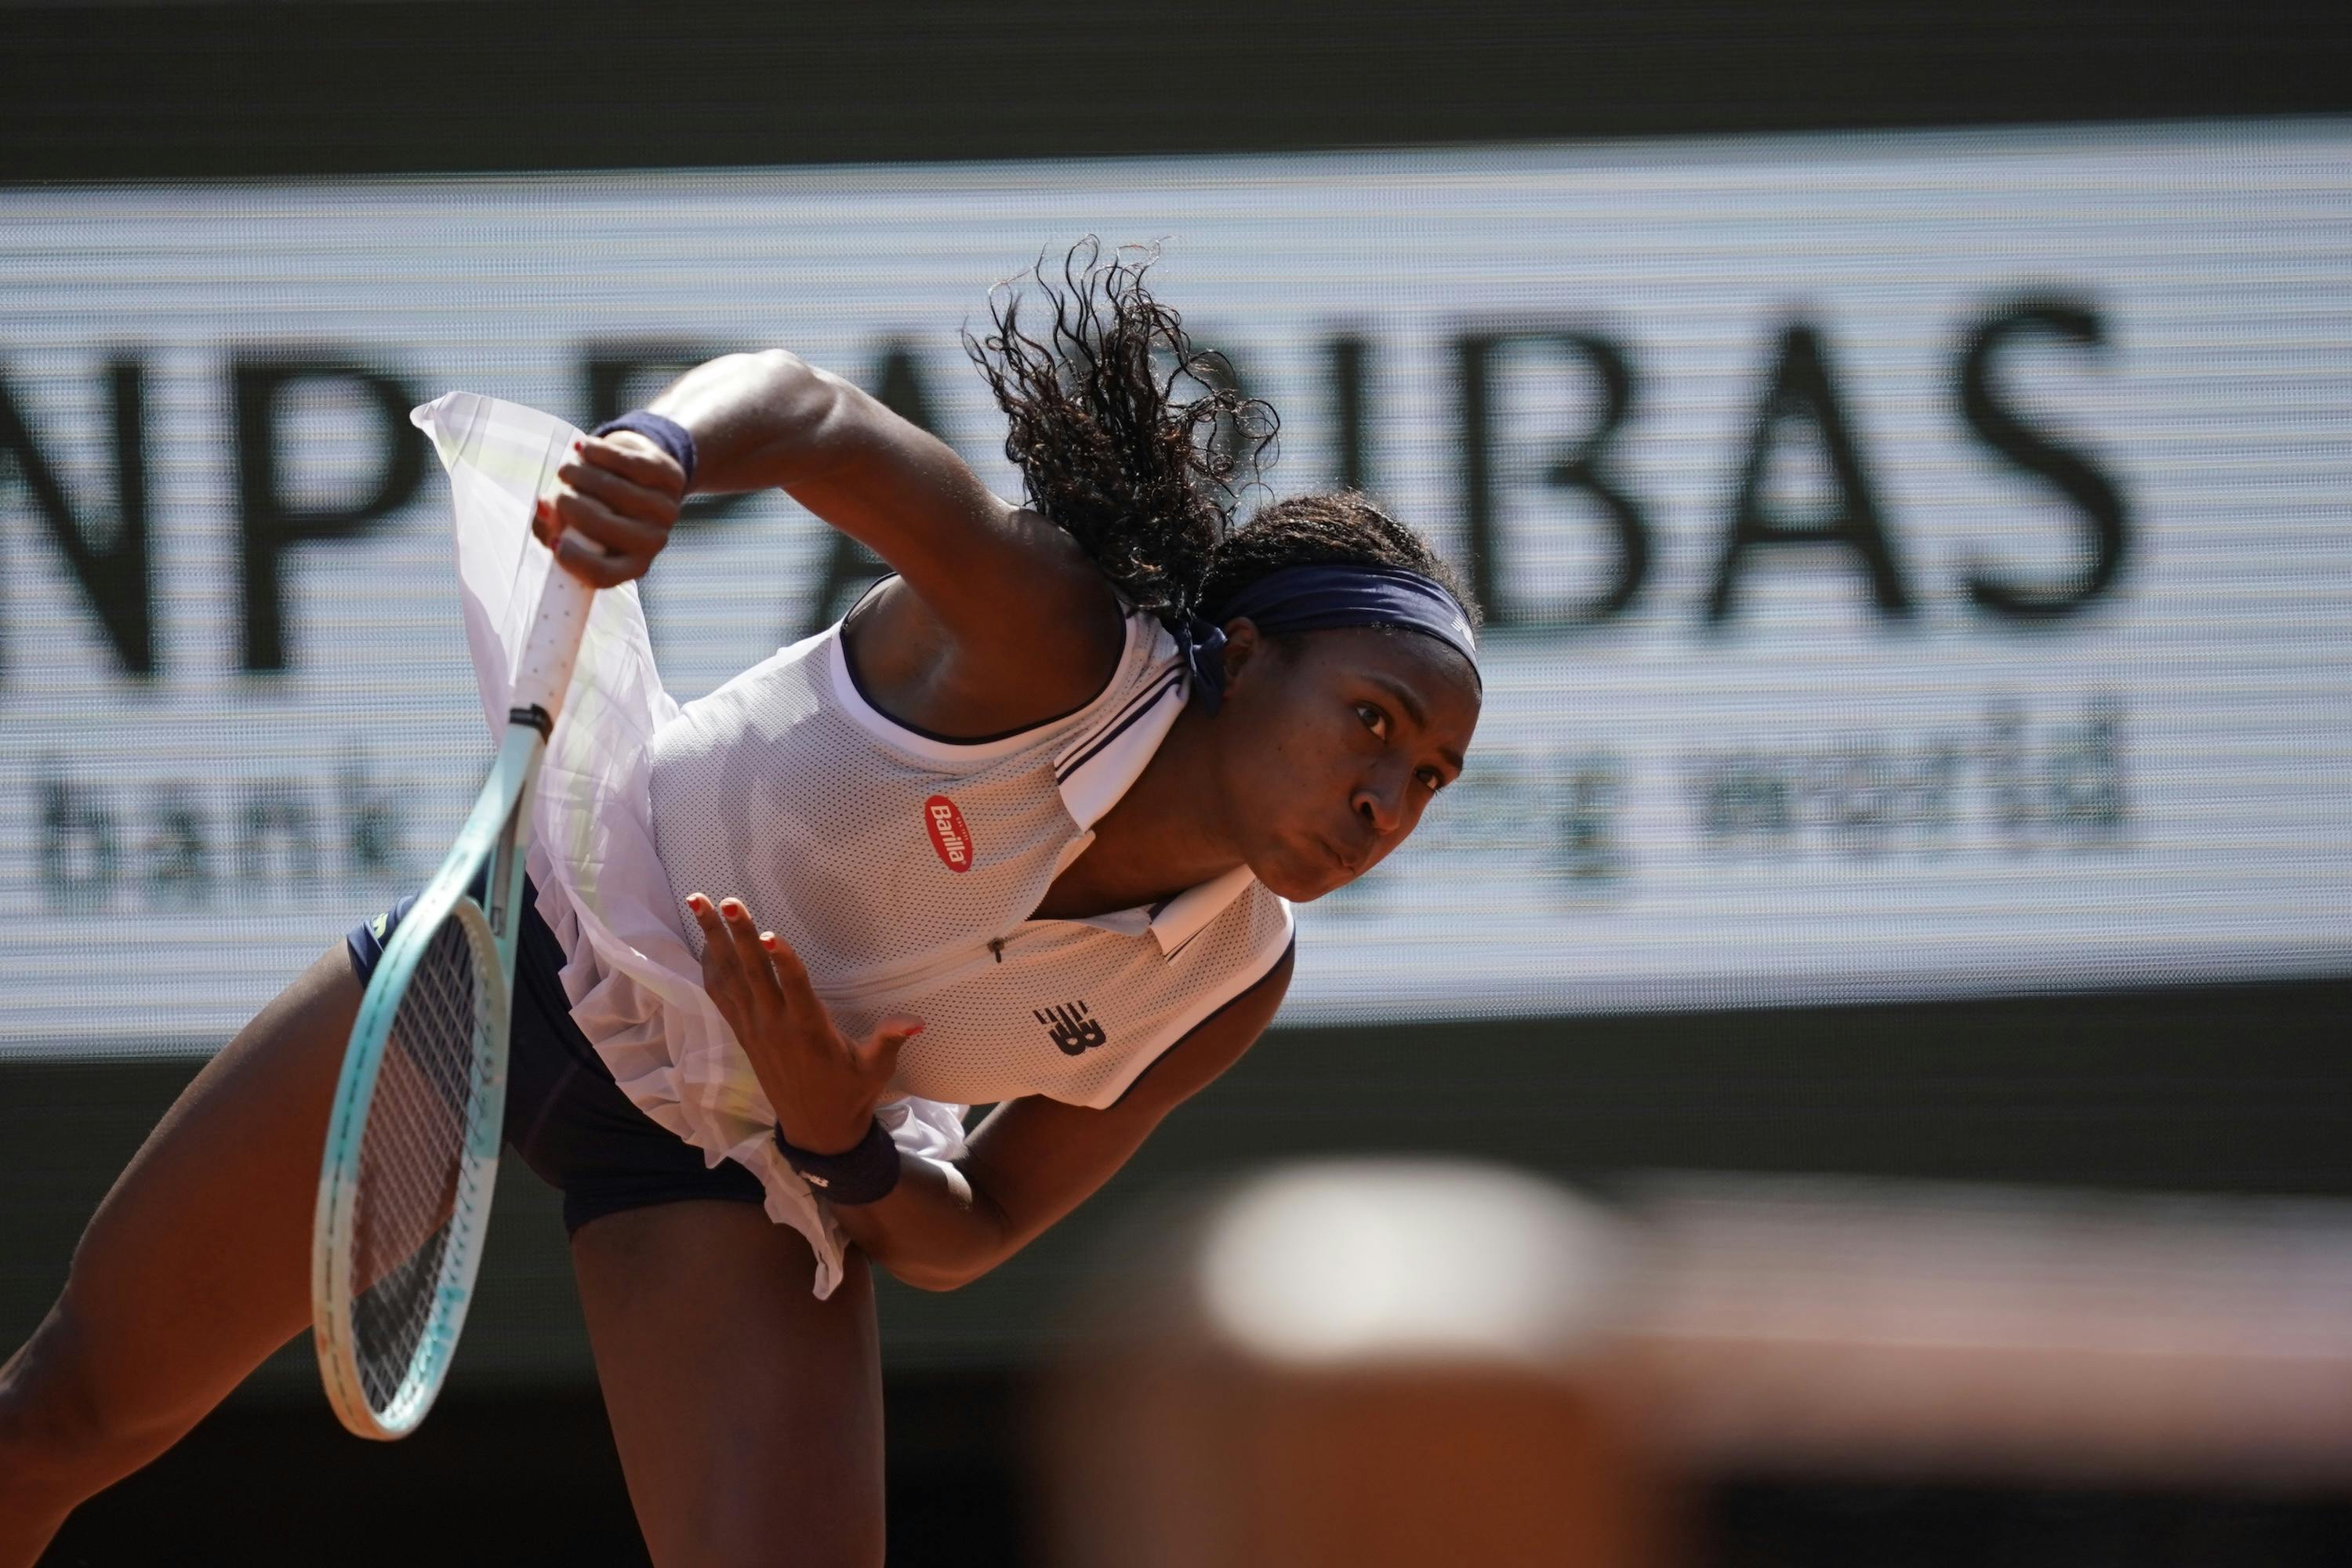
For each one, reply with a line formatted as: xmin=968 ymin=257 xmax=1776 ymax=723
xmin=571 ymin=1201 xmax=887 ymax=1568
xmin=13 ymin=942 xmax=357 ymax=1457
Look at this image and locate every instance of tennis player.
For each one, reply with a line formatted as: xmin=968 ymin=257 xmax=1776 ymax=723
xmin=0 ymin=246 xmax=1482 ymax=1566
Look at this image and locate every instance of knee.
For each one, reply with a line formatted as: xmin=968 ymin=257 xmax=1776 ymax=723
xmin=0 ymin=1303 xmax=167 ymax=1504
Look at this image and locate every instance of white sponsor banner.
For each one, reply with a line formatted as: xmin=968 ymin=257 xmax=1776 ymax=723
xmin=3 ymin=122 xmax=2348 ymax=1053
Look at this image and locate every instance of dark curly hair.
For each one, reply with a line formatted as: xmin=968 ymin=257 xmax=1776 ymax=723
xmin=966 ymin=240 xmax=1480 ymax=638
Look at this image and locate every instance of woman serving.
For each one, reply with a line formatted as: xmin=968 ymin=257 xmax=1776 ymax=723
xmin=0 ymin=246 xmax=1483 ymax=1566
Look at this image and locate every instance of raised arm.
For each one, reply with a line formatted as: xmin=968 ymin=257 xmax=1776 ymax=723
xmin=541 ymin=349 xmax=1126 ymax=731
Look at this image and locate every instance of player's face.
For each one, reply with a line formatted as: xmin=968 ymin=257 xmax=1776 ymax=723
xmin=1214 ymin=624 xmax=1481 ymax=902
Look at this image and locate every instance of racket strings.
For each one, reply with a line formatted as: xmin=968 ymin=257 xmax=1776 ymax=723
xmin=348 ymin=918 xmax=492 ymax=1413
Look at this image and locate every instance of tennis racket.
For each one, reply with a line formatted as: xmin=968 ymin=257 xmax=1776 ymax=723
xmin=311 ymin=397 xmax=597 ymax=1440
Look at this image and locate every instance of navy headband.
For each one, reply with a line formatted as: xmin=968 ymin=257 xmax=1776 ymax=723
xmin=1177 ymin=564 xmax=1481 ymax=714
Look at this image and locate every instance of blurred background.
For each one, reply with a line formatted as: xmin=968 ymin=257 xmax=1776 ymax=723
xmin=4 ymin=1 xmax=2350 ymax=1562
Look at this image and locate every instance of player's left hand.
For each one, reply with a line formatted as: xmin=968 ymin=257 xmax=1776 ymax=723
xmin=684 ymin=891 xmax=924 ymax=1155
xmin=533 ymin=430 xmax=687 ymax=587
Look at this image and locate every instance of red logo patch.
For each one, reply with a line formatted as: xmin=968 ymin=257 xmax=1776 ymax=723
xmin=924 ymin=795 xmax=974 ymax=873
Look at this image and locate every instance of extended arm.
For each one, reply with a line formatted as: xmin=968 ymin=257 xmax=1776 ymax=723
xmin=836 ymin=946 xmax=1297 ymax=1290
xmin=684 ymin=891 xmax=1295 ymax=1291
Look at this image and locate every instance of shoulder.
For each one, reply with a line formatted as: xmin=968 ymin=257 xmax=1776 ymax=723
xmin=820 ymin=580 xmax=1173 ymax=774
xmin=839 ymin=517 xmax=1126 ymax=740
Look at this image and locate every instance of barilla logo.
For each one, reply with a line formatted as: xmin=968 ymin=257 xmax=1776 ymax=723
xmin=924 ymin=795 xmax=974 ymax=872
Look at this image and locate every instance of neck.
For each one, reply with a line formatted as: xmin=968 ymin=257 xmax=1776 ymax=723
xmin=1033 ymin=697 xmax=1242 ymax=919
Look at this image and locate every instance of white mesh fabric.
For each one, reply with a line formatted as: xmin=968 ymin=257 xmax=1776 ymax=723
xmin=646 ymin=603 xmax=1294 ymax=1110
xmin=439 ymin=394 xmax=1294 ymax=1298
xmin=849 ymin=886 xmax=1294 ymax=1109
xmin=647 ymin=634 xmax=1079 ymax=982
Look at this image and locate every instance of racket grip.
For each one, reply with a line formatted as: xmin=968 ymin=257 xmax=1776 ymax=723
xmin=510 ymin=562 xmax=596 ymax=727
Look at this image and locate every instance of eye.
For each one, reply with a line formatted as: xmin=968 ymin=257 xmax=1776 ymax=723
xmin=1417 ymin=767 xmax=1446 ymax=793
xmin=1354 ymin=702 xmax=1389 ymax=740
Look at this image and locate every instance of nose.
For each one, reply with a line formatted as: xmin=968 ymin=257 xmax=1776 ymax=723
xmin=1352 ymin=768 xmax=1406 ymax=841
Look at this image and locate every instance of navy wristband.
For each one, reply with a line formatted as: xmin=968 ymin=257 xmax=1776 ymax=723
xmin=773 ymin=1117 xmax=901 ymax=1206
xmin=590 ymin=410 xmax=697 ymax=488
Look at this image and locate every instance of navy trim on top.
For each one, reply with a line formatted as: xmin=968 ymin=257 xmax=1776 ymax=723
xmin=1054 ymin=670 xmax=1183 ymax=783
xmin=1060 ymin=646 xmax=1182 ymax=757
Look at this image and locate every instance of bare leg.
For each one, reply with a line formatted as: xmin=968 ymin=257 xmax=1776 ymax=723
xmin=570 ymin=1202 xmax=887 ymax=1568
xmin=0 ymin=945 xmax=361 ymax=1566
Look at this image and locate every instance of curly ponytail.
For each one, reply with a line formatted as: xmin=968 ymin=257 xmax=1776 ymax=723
xmin=967 ymin=239 xmax=1483 ymax=640
xmin=965 ymin=239 xmax=1274 ymax=626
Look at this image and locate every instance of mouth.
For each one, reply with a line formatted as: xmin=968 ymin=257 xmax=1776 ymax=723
xmin=1317 ymin=835 xmax=1365 ymax=878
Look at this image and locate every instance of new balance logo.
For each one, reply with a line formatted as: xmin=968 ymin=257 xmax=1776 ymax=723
xmin=1034 ymin=1000 xmax=1107 ymax=1056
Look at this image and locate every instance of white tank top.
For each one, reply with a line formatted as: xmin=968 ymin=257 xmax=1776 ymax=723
xmin=644 ymin=589 xmax=1295 ymax=1111
xmin=426 ymin=391 xmax=1291 ymax=1298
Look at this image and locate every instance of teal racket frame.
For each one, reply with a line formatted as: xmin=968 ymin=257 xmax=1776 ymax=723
xmin=311 ymin=389 xmax=597 ymax=1440
xmin=310 ymin=722 xmax=539 ymax=1439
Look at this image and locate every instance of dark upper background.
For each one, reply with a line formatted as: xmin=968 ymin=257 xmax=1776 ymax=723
xmin=5 ymin=0 xmax=2350 ymax=183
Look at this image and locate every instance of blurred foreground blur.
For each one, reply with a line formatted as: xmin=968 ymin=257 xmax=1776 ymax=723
xmin=1041 ymin=1161 xmax=2352 ymax=1567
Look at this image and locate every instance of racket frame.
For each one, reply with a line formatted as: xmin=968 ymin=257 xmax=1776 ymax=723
xmin=311 ymin=717 xmax=543 ymax=1439
xmin=310 ymin=400 xmax=600 ymax=1439
xmin=313 ymin=397 xmax=601 ymax=1439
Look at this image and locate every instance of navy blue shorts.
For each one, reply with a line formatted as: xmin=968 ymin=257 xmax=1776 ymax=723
xmin=346 ymin=877 xmax=766 ymax=1235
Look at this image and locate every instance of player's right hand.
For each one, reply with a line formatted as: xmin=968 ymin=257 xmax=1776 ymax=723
xmin=533 ymin=429 xmax=688 ymax=587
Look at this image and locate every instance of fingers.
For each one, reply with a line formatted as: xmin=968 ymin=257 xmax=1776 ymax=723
xmin=850 ymin=1015 xmax=925 ymax=1081
xmin=692 ymin=894 xmax=802 ymax=1027
xmin=684 ymin=892 xmax=756 ymax=1020
xmin=532 ymin=488 xmax=644 ymax=586
xmin=754 ymin=924 xmax=824 ymax=1015
xmin=709 ymin=897 xmax=780 ymax=1007
xmin=529 ymin=434 xmax=682 ymax=583
xmin=541 ymin=483 xmax=670 ymax=561
xmin=685 ymin=891 xmax=730 ymax=960
xmin=561 ymin=449 xmax=679 ymax=527
xmin=688 ymin=895 xmax=793 ymax=1073
xmin=552 ymin=532 xmax=642 ymax=589
xmin=686 ymin=894 xmax=922 ymax=1086
xmin=747 ymin=923 xmax=863 ymax=1068
xmin=579 ymin=430 xmax=687 ymax=499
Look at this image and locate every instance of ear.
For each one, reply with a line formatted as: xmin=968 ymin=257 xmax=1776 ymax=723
xmin=1217 ymin=617 xmax=1269 ymax=695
